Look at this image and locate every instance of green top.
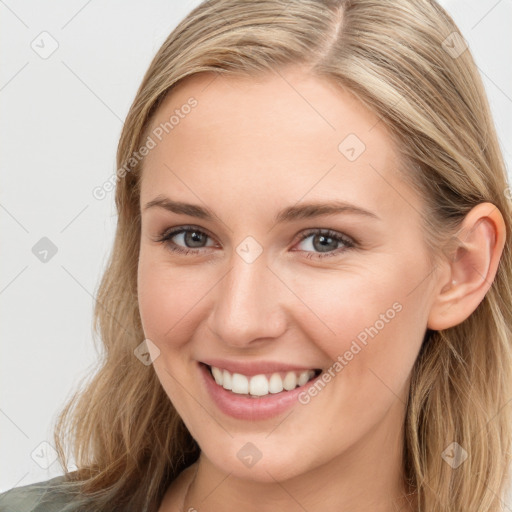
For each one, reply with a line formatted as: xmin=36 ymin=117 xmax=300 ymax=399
xmin=0 ymin=475 xmax=77 ymax=512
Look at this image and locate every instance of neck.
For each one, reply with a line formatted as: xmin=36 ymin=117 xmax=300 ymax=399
xmin=183 ymin=402 xmax=417 ymax=512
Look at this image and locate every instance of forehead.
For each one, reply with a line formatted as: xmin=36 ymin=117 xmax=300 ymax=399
xmin=140 ymin=67 xmax=416 ymax=222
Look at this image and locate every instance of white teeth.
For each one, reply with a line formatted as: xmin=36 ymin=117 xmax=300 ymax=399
xmin=269 ymin=373 xmax=283 ymax=393
xmin=211 ymin=366 xmax=223 ymax=385
xmin=231 ymin=373 xmax=249 ymax=394
xmin=249 ymin=375 xmax=269 ymax=396
xmin=223 ymin=369 xmax=232 ymax=390
xmin=297 ymin=370 xmax=310 ymax=386
xmin=208 ymin=365 xmax=318 ymax=397
xmin=283 ymin=371 xmax=297 ymax=391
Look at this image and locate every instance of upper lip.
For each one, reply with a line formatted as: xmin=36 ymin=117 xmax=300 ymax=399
xmin=200 ymin=359 xmax=322 ymax=376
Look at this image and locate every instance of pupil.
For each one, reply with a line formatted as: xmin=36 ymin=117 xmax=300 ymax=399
xmin=186 ymin=231 xmax=205 ymax=247
xmin=314 ymin=234 xmax=336 ymax=253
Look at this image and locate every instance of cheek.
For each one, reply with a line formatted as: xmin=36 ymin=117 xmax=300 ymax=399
xmin=137 ymin=255 xmax=205 ymax=423
xmin=137 ymin=253 xmax=186 ymax=345
xmin=290 ymin=262 xmax=426 ymax=404
xmin=137 ymin=253 xmax=213 ymax=348
xmin=289 ymin=267 xmax=404 ymax=346
xmin=137 ymin=256 xmax=167 ymax=340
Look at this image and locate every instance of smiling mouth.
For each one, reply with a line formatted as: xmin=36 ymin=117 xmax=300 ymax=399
xmin=204 ymin=363 xmax=323 ymax=398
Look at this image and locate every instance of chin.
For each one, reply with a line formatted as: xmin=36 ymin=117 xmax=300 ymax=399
xmin=200 ymin=438 xmax=316 ymax=483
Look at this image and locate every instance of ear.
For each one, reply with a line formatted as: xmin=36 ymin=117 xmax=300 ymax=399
xmin=427 ymin=202 xmax=506 ymax=331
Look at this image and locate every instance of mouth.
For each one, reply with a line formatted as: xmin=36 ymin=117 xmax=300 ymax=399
xmin=202 ymin=363 xmax=323 ymax=398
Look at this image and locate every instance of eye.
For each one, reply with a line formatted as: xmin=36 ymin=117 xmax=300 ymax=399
xmin=154 ymin=226 xmax=356 ymax=259
xmin=155 ymin=225 xmax=217 ymax=256
xmin=293 ymin=229 xmax=355 ymax=259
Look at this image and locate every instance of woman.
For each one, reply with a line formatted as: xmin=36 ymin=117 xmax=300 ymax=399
xmin=1 ymin=0 xmax=511 ymax=511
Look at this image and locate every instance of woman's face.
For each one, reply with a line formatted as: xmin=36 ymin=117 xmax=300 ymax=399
xmin=137 ymin=66 xmax=441 ymax=483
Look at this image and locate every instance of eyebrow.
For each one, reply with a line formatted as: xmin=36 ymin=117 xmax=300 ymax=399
xmin=143 ymin=195 xmax=380 ymax=223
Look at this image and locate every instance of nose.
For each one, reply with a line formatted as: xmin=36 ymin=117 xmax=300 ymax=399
xmin=206 ymin=248 xmax=288 ymax=349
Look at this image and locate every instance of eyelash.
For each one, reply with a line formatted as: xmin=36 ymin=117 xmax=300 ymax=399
xmin=154 ymin=225 xmax=356 ymax=260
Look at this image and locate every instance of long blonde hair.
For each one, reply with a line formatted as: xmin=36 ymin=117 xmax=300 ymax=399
xmin=47 ymin=1 xmax=512 ymax=510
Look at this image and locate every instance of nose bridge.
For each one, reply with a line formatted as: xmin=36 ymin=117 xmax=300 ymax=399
xmin=207 ymin=246 xmax=287 ymax=347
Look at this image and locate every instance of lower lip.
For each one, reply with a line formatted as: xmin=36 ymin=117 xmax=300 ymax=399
xmin=199 ymin=362 xmax=322 ymax=421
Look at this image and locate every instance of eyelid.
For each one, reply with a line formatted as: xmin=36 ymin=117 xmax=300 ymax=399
xmin=155 ymin=224 xmax=358 ymax=258
xmin=296 ymin=228 xmax=356 ymax=246
xmin=155 ymin=224 xmax=216 ymax=242
xmin=156 ymin=225 xmax=356 ymax=243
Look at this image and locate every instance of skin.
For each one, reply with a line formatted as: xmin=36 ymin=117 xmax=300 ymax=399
xmin=136 ymin=66 xmax=506 ymax=512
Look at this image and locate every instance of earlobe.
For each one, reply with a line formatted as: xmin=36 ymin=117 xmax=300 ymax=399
xmin=427 ymin=202 xmax=506 ymax=331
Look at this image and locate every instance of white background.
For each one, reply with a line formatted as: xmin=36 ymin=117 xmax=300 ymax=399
xmin=1 ymin=0 xmax=511 ymax=503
